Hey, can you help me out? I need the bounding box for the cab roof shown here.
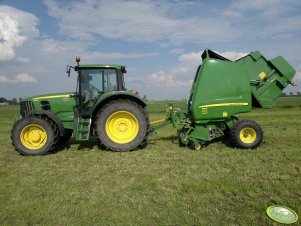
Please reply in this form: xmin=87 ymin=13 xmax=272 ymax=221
xmin=79 ymin=64 xmax=123 ymax=69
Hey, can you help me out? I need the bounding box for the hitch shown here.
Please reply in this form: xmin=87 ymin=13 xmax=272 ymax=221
xmin=150 ymin=103 xmax=187 ymax=133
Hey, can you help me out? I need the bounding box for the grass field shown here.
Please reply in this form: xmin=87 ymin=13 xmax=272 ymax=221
xmin=0 ymin=97 xmax=300 ymax=225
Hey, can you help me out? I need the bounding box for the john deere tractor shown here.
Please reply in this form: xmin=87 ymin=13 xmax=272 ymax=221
xmin=11 ymin=56 xmax=150 ymax=155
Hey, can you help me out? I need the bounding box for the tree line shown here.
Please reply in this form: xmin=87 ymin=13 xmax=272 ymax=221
xmin=281 ymin=92 xmax=301 ymax=97
xmin=0 ymin=97 xmax=19 ymax=105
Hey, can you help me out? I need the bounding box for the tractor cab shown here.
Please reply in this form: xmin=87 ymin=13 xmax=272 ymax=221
xmin=68 ymin=56 xmax=127 ymax=116
xmin=77 ymin=65 xmax=126 ymax=116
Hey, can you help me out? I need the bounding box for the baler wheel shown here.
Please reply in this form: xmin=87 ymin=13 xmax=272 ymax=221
xmin=94 ymin=99 xmax=150 ymax=151
xmin=12 ymin=116 xmax=57 ymax=155
xmin=192 ymin=143 xmax=202 ymax=150
xmin=230 ymin=119 xmax=263 ymax=149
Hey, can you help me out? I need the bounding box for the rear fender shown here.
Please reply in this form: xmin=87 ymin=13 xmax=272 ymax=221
xmin=92 ymin=92 xmax=147 ymax=123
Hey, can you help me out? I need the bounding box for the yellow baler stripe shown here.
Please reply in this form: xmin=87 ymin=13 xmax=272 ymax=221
xmin=199 ymin=102 xmax=249 ymax=108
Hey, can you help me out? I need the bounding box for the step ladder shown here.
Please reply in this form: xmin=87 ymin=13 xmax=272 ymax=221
xmin=75 ymin=117 xmax=91 ymax=141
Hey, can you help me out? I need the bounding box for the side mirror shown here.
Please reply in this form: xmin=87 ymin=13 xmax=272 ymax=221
xmin=121 ymin=66 xmax=127 ymax=73
xmin=66 ymin=65 xmax=71 ymax=77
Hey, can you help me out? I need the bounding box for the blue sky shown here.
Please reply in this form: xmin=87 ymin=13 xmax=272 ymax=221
xmin=1 ymin=0 xmax=301 ymax=100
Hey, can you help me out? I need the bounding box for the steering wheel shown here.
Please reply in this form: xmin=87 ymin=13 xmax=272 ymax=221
xmin=83 ymin=84 xmax=100 ymax=104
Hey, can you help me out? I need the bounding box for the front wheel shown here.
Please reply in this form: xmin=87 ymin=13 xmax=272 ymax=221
xmin=230 ymin=119 xmax=263 ymax=149
xmin=12 ymin=116 xmax=57 ymax=155
xmin=94 ymin=99 xmax=150 ymax=151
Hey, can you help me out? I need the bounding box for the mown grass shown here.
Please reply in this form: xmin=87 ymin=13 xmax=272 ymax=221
xmin=0 ymin=97 xmax=300 ymax=225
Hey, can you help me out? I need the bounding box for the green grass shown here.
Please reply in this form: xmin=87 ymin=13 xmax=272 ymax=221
xmin=0 ymin=97 xmax=301 ymax=225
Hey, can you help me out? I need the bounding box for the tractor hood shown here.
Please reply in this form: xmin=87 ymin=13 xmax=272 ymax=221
xmin=20 ymin=92 xmax=76 ymax=115
xmin=21 ymin=92 xmax=75 ymax=102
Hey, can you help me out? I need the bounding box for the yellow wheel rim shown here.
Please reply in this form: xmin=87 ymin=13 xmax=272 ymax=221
xmin=20 ymin=124 xmax=48 ymax=150
xmin=105 ymin=111 xmax=139 ymax=144
xmin=239 ymin=127 xmax=256 ymax=144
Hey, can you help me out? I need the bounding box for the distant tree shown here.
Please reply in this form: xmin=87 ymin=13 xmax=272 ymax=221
xmin=0 ymin=97 xmax=8 ymax=103
xmin=10 ymin=98 xmax=18 ymax=105
xmin=289 ymin=92 xmax=294 ymax=96
xmin=280 ymin=92 xmax=287 ymax=97
xmin=297 ymin=92 xmax=301 ymax=96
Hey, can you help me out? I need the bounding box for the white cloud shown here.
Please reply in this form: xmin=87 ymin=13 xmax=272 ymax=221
xmin=179 ymin=51 xmax=203 ymax=65
xmin=16 ymin=57 xmax=30 ymax=63
xmin=169 ymin=48 xmax=185 ymax=54
xmin=223 ymin=0 xmax=301 ymax=39
xmin=81 ymin=52 xmax=159 ymax=61
xmin=232 ymin=0 xmax=299 ymax=15
xmin=0 ymin=5 xmax=39 ymax=61
xmin=39 ymin=38 xmax=158 ymax=61
xmin=179 ymin=50 xmax=247 ymax=66
xmin=43 ymin=0 xmax=239 ymax=44
xmin=15 ymin=73 xmax=37 ymax=83
xmin=43 ymin=0 xmax=301 ymax=46
xmin=215 ymin=51 xmax=248 ymax=61
xmin=148 ymin=71 xmax=192 ymax=88
xmin=294 ymin=65 xmax=301 ymax=85
xmin=0 ymin=73 xmax=37 ymax=84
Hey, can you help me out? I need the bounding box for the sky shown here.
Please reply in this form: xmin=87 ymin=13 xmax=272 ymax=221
xmin=0 ymin=0 xmax=301 ymax=100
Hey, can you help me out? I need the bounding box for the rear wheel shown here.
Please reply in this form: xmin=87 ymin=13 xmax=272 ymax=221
xmin=12 ymin=116 xmax=58 ymax=155
xmin=230 ymin=119 xmax=263 ymax=149
xmin=94 ymin=99 xmax=150 ymax=151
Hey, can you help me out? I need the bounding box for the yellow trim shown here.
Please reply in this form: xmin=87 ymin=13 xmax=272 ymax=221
xmin=199 ymin=102 xmax=249 ymax=108
xmin=150 ymin=118 xmax=168 ymax=125
xmin=239 ymin=127 xmax=256 ymax=144
xmin=20 ymin=124 xmax=47 ymax=150
xmin=105 ymin=111 xmax=139 ymax=144
xmin=259 ymin=72 xmax=268 ymax=80
xmin=33 ymin=95 xmax=70 ymax=101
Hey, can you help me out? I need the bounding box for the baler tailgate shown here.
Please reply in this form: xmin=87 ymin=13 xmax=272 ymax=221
xmin=236 ymin=52 xmax=296 ymax=108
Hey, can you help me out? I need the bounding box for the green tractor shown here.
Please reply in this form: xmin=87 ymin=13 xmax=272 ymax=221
xmin=11 ymin=56 xmax=150 ymax=155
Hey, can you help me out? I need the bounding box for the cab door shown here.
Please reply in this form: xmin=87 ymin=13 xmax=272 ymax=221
xmin=79 ymin=68 xmax=118 ymax=116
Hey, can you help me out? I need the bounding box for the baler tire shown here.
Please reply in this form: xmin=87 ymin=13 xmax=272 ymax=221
xmin=177 ymin=129 xmax=188 ymax=147
xmin=94 ymin=99 xmax=150 ymax=152
xmin=230 ymin=119 xmax=263 ymax=149
xmin=12 ymin=116 xmax=56 ymax=156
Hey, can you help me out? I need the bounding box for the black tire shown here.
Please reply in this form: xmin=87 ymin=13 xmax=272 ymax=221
xmin=94 ymin=99 xmax=150 ymax=151
xmin=177 ymin=128 xmax=188 ymax=147
xmin=12 ymin=116 xmax=58 ymax=156
xmin=230 ymin=119 xmax=263 ymax=149
xmin=58 ymin=129 xmax=73 ymax=145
